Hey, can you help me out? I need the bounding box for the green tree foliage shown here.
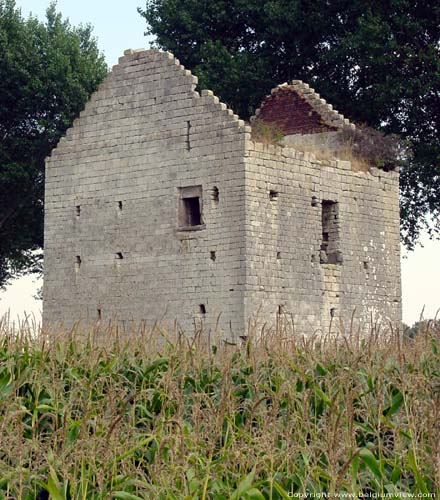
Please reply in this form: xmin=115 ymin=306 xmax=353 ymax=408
xmin=0 ymin=0 xmax=107 ymax=288
xmin=140 ymin=0 xmax=440 ymax=248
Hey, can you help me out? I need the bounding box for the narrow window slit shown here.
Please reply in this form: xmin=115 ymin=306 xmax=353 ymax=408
xmin=97 ymin=308 xmax=102 ymax=320
xmin=75 ymin=256 xmax=81 ymax=272
xmin=210 ymin=251 xmax=216 ymax=261
xmin=320 ymin=200 xmax=341 ymax=264
xmin=186 ymin=120 xmax=191 ymax=151
xmin=269 ymin=190 xmax=278 ymax=201
xmin=115 ymin=252 xmax=123 ymax=260
xmin=75 ymin=205 xmax=81 ymax=217
xmin=199 ymin=304 xmax=206 ymax=315
xmin=118 ymin=201 xmax=123 ymax=211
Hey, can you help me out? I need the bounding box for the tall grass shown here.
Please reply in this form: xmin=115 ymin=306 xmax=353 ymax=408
xmin=0 ymin=318 xmax=439 ymax=499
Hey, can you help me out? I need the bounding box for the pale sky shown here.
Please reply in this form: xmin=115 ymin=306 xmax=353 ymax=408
xmin=1 ymin=0 xmax=439 ymax=326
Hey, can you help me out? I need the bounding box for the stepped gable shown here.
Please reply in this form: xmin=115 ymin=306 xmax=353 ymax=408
xmin=46 ymin=48 xmax=249 ymax=163
xmin=252 ymin=81 xmax=356 ymax=135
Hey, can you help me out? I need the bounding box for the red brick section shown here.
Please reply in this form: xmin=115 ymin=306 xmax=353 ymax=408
xmin=258 ymin=87 xmax=336 ymax=135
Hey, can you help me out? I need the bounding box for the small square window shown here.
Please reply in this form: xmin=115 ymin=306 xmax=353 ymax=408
xmin=178 ymin=185 xmax=203 ymax=229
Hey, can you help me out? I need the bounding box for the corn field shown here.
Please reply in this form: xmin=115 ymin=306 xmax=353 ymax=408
xmin=0 ymin=317 xmax=439 ymax=499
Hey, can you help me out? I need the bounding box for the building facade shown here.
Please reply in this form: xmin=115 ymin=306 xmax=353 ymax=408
xmin=43 ymin=49 xmax=401 ymax=337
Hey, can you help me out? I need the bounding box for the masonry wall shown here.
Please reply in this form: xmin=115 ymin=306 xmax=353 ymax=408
xmin=43 ymin=49 xmax=249 ymax=336
xmin=243 ymin=142 xmax=401 ymax=336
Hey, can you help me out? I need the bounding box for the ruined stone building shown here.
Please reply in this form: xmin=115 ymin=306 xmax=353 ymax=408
xmin=43 ymin=49 xmax=401 ymax=336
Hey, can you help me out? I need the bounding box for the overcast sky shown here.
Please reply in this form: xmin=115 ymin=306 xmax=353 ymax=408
xmin=1 ymin=0 xmax=439 ymax=326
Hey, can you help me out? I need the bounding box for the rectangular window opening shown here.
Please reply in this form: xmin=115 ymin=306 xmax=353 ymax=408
xmin=183 ymin=197 xmax=201 ymax=226
xmin=75 ymin=205 xmax=81 ymax=217
xmin=320 ymin=200 xmax=341 ymax=265
xmin=178 ymin=185 xmax=203 ymax=229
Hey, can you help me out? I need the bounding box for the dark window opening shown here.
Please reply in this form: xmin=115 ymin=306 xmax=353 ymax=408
xmin=75 ymin=255 xmax=81 ymax=272
xmin=311 ymin=196 xmax=319 ymax=207
xmin=199 ymin=304 xmax=206 ymax=314
xmin=75 ymin=205 xmax=81 ymax=217
xmin=115 ymin=252 xmax=124 ymax=260
xmin=277 ymin=251 xmax=281 ymax=259
xmin=363 ymin=261 xmax=369 ymax=270
xmin=269 ymin=190 xmax=278 ymax=201
xmin=178 ymin=186 xmax=203 ymax=229
xmin=210 ymin=251 xmax=216 ymax=261
xmin=118 ymin=201 xmax=123 ymax=211
xmin=97 ymin=308 xmax=102 ymax=320
xmin=330 ymin=308 xmax=337 ymax=317
xmin=320 ymin=200 xmax=341 ymax=264
xmin=186 ymin=120 xmax=191 ymax=151
xmin=183 ymin=198 xmax=201 ymax=226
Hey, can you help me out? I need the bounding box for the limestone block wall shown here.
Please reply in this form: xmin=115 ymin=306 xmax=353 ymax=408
xmin=282 ymin=131 xmax=345 ymax=156
xmin=44 ymin=49 xmax=250 ymax=335
xmin=44 ymin=49 xmax=402 ymax=338
xmin=243 ymin=142 xmax=401 ymax=336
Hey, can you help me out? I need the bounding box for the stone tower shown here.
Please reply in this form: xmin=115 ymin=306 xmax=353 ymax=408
xmin=43 ymin=49 xmax=401 ymax=337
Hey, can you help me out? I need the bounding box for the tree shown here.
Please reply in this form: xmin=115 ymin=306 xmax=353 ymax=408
xmin=0 ymin=0 xmax=107 ymax=289
xmin=139 ymin=0 xmax=440 ymax=248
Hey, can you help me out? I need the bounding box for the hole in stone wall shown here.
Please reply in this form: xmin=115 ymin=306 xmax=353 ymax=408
xmin=311 ymin=254 xmax=317 ymax=263
xmin=97 ymin=308 xmax=102 ymax=320
xmin=75 ymin=256 xmax=81 ymax=272
xmin=199 ymin=304 xmax=206 ymax=315
xmin=269 ymin=190 xmax=278 ymax=201
xmin=311 ymin=196 xmax=319 ymax=207
xmin=115 ymin=252 xmax=123 ymax=260
xmin=330 ymin=308 xmax=337 ymax=317
xmin=75 ymin=205 xmax=81 ymax=217
xmin=277 ymin=251 xmax=281 ymax=259
xmin=210 ymin=251 xmax=216 ymax=261
xmin=278 ymin=305 xmax=283 ymax=315
xmin=363 ymin=261 xmax=369 ymax=270
xmin=211 ymin=186 xmax=219 ymax=204
xmin=118 ymin=201 xmax=123 ymax=211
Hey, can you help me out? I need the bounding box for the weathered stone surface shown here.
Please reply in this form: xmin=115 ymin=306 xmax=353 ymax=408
xmin=43 ymin=49 xmax=401 ymax=338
